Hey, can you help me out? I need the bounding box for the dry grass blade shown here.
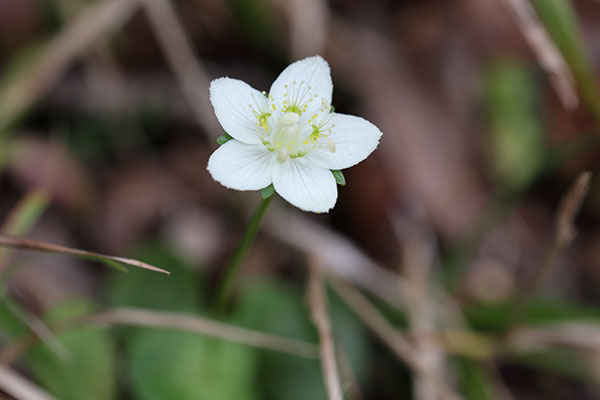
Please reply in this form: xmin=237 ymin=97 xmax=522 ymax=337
xmin=500 ymin=0 xmax=578 ymax=109
xmin=393 ymin=213 xmax=446 ymax=400
xmin=0 ymin=0 xmax=139 ymax=133
xmin=0 ymin=364 xmax=56 ymax=400
xmin=507 ymin=322 xmax=600 ymax=352
xmin=519 ymin=171 xmax=591 ymax=298
xmin=265 ymin=208 xmax=406 ymax=306
xmin=330 ymin=279 xmax=418 ymax=369
xmin=90 ymin=307 xmax=318 ymax=358
xmin=0 ymin=234 xmax=170 ymax=274
xmin=330 ymin=279 xmax=464 ymax=400
xmin=307 ymin=265 xmax=344 ymax=400
xmin=139 ymin=0 xmax=218 ymax=136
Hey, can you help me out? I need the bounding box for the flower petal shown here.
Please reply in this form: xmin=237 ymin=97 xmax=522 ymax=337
xmin=269 ymin=56 xmax=333 ymax=118
xmin=307 ymin=113 xmax=382 ymax=170
xmin=272 ymin=158 xmax=337 ymax=213
xmin=210 ymin=78 xmax=265 ymax=145
xmin=207 ymin=140 xmax=275 ymax=190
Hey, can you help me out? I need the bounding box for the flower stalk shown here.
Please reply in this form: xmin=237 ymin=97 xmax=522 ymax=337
xmin=215 ymin=194 xmax=274 ymax=313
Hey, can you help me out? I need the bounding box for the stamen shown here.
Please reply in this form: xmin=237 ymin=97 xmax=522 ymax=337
xmin=278 ymin=112 xmax=300 ymax=125
xmin=327 ymin=138 xmax=336 ymax=153
xmin=277 ymin=153 xmax=288 ymax=163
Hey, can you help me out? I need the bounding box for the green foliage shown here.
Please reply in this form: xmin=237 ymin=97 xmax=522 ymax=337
xmin=331 ymin=170 xmax=346 ymax=186
xmin=109 ymin=242 xmax=260 ymax=400
xmin=0 ymin=41 xmax=46 ymax=135
xmin=227 ymin=0 xmax=283 ymax=55
xmin=484 ymin=60 xmax=545 ymax=192
xmin=107 ymin=242 xmax=201 ymax=312
xmin=261 ymin=184 xmax=275 ymax=200
xmin=466 ymin=297 xmax=600 ymax=333
xmin=28 ymin=300 xmax=116 ymax=400
xmin=511 ymin=348 xmax=591 ymax=381
xmin=457 ymin=359 xmax=495 ymax=400
xmin=233 ymin=280 xmax=369 ymax=400
xmin=233 ymin=281 xmax=323 ymax=400
xmin=128 ymin=329 xmax=258 ymax=400
xmin=216 ymin=133 xmax=233 ymax=145
xmin=2 ymin=190 xmax=50 ymax=236
xmin=531 ymin=0 xmax=600 ymax=125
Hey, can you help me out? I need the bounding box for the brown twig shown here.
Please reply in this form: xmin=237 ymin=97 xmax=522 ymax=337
xmin=1 ymin=307 xmax=318 ymax=365
xmin=335 ymin=341 xmax=363 ymax=400
xmin=0 ymin=234 xmax=169 ymax=274
xmin=518 ymin=172 xmax=591 ymax=301
xmin=138 ymin=0 xmax=218 ymax=136
xmin=499 ymin=0 xmax=578 ymax=110
xmin=264 ymin=207 xmax=406 ymax=306
xmin=394 ymin=213 xmax=446 ymax=400
xmin=307 ymin=265 xmax=344 ymax=400
xmin=330 ymin=279 xmax=464 ymax=400
xmin=91 ymin=308 xmax=319 ymax=359
xmin=0 ymin=364 xmax=56 ymax=400
xmin=0 ymin=0 xmax=139 ymax=133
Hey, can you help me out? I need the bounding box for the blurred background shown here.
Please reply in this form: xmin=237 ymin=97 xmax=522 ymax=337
xmin=1 ymin=0 xmax=600 ymax=399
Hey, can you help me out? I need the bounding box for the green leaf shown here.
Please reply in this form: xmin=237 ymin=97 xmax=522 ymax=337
xmin=465 ymin=298 xmax=600 ymax=333
xmin=216 ymin=133 xmax=233 ymax=145
xmin=0 ymin=41 xmax=47 ymax=135
xmin=28 ymin=300 xmax=116 ymax=400
xmin=329 ymin=105 xmax=335 ymax=113
xmin=531 ymin=0 xmax=600 ymax=125
xmin=128 ymin=329 xmax=258 ymax=400
xmin=232 ymin=281 xmax=322 ymax=400
xmin=233 ymin=280 xmax=370 ymax=400
xmin=3 ymin=190 xmax=49 ymax=236
xmin=511 ymin=348 xmax=591 ymax=380
xmin=457 ymin=359 xmax=495 ymax=400
xmin=107 ymin=242 xmax=201 ymax=312
xmin=260 ymin=184 xmax=275 ymax=200
xmin=331 ymin=170 xmax=346 ymax=186
xmin=484 ymin=60 xmax=545 ymax=192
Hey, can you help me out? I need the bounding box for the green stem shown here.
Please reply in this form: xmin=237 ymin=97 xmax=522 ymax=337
xmin=215 ymin=195 xmax=274 ymax=313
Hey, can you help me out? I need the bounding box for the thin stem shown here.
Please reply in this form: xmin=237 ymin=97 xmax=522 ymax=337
xmin=215 ymin=195 xmax=274 ymax=313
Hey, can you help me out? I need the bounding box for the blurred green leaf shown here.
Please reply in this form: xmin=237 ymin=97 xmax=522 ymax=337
xmin=233 ymin=280 xmax=370 ymax=400
xmin=227 ymin=0 xmax=283 ymax=56
xmin=0 ymin=42 xmax=46 ymax=135
xmin=128 ymin=329 xmax=258 ymax=400
xmin=331 ymin=170 xmax=346 ymax=187
xmin=2 ymin=190 xmax=50 ymax=236
xmin=511 ymin=348 xmax=591 ymax=381
xmin=216 ymin=133 xmax=233 ymax=145
xmin=261 ymin=184 xmax=275 ymax=200
xmin=0 ymin=190 xmax=51 ymax=280
xmin=466 ymin=298 xmax=600 ymax=333
xmin=531 ymin=0 xmax=600 ymax=125
xmin=108 ymin=242 xmax=200 ymax=312
xmin=233 ymin=281 xmax=323 ymax=400
xmin=485 ymin=60 xmax=545 ymax=192
xmin=457 ymin=359 xmax=495 ymax=400
xmin=28 ymin=300 xmax=116 ymax=400
xmin=0 ymin=293 xmax=33 ymax=340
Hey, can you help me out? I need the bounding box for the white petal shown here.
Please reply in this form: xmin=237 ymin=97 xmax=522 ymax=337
xmin=307 ymin=113 xmax=382 ymax=170
xmin=272 ymin=158 xmax=337 ymax=213
xmin=210 ymin=78 xmax=265 ymax=145
xmin=269 ymin=56 xmax=333 ymax=117
xmin=207 ymin=140 xmax=275 ymax=191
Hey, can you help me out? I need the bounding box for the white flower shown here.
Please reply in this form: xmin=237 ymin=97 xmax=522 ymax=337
xmin=207 ymin=56 xmax=382 ymax=213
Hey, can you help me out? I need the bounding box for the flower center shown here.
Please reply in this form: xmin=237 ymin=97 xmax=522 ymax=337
xmin=252 ymin=93 xmax=337 ymax=163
